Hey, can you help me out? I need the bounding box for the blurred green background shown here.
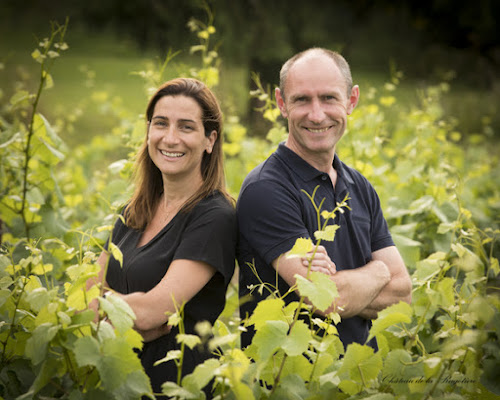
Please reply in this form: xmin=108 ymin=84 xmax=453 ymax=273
xmin=1 ymin=0 xmax=499 ymax=148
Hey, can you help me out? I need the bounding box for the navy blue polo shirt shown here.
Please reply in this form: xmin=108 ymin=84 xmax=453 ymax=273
xmin=237 ymin=143 xmax=394 ymax=349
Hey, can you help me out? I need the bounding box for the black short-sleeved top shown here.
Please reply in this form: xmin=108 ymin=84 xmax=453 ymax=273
xmin=106 ymin=191 xmax=236 ymax=395
xmin=237 ymin=143 xmax=394 ymax=349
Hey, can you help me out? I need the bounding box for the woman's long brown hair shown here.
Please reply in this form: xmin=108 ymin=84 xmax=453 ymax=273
xmin=124 ymin=78 xmax=233 ymax=230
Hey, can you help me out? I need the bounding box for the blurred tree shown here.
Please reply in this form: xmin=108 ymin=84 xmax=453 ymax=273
xmin=3 ymin=0 xmax=497 ymax=86
xmin=2 ymin=0 xmax=498 ymax=135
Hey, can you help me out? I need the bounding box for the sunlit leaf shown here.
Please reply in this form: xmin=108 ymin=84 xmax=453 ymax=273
xmin=314 ymin=224 xmax=340 ymax=241
xmin=31 ymin=263 xmax=53 ymax=275
xmin=219 ymin=348 xmax=250 ymax=382
xmin=99 ymin=294 xmax=135 ymax=333
xmin=113 ymin=369 xmax=152 ymax=399
xmin=252 ymin=320 xmax=288 ymax=360
xmin=339 ymin=343 xmax=382 ymax=393
xmin=296 ymin=271 xmax=338 ymax=312
xmin=182 ymin=358 xmax=219 ymax=392
xmin=281 ymin=320 xmax=311 ymax=356
xmin=248 ymin=298 xmax=286 ymax=329
xmin=109 ymin=243 xmax=123 ymax=268
xmin=154 ymin=350 xmax=182 ymax=366
xmin=368 ymin=301 xmax=412 ymax=342
xmin=162 ymin=381 xmax=199 ymax=399
xmin=287 ymin=237 xmax=313 ymax=258
xmin=177 ymin=334 xmax=201 ymax=350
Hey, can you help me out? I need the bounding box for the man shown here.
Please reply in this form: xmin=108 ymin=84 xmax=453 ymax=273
xmin=237 ymin=48 xmax=412 ymax=350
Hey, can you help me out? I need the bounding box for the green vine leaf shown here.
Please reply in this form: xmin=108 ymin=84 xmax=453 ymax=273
xmin=74 ymin=336 xmax=101 ymax=367
xmin=99 ymin=294 xmax=135 ymax=333
xmin=177 ymin=333 xmax=202 ymax=350
xmin=182 ymin=358 xmax=220 ymax=392
xmin=108 ymin=243 xmax=123 ymax=268
xmin=295 ymin=271 xmax=338 ymax=312
xmin=25 ymin=323 xmax=60 ymax=365
xmin=281 ymin=319 xmax=311 ymax=357
xmin=248 ymin=298 xmax=287 ymax=329
xmin=252 ymin=320 xmax=288 ymax=361
xmin=367 ymin=301 xmax=412 ymax=342
xmin=154 ymin=350 xmax=182 ymax=366
xmin=339 ymin=343 xmax=383 ymax=394
xmin=314 ymin=224 xmax=340 ymax=242
xmin=287 ymin=237 xmax=313 ymax=258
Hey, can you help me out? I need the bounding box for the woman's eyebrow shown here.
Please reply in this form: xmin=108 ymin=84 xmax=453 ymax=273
xmin=152 ymin=116 xmax=196 ymax=123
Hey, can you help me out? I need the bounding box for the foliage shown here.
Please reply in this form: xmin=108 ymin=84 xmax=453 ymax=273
xmin=1 ymin=11 xmax=499 ymax=400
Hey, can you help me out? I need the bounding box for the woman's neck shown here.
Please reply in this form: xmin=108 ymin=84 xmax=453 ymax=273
xmin=161 ymin=173 xmax=203 ymax=205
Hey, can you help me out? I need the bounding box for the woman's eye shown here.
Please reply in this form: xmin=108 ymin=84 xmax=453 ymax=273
xmin=153 ymin=120 xmax=167 ymax=127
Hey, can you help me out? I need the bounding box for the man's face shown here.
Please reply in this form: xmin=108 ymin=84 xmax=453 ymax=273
xmin=276 ymin=54 xmax=359 ymax=165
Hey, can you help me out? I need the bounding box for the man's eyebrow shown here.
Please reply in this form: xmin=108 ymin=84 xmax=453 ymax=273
xmin=289 ymin=93 xmax=309 ymax=101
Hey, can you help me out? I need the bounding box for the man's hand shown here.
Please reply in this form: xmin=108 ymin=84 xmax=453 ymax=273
xmin=301 ymin=245 xmax=336 ymax=275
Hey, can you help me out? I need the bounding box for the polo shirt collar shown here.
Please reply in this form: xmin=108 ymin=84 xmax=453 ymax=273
xmin=276 ymin=143 xmax=355 ymax=186
xmin=276 ymin=143 xmax=321 ymax=182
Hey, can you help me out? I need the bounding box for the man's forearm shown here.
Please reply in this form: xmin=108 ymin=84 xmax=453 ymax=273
xmin=324 ymin=260 xmax=391 ymax=318
xmin=358 ymin=272 xmax=412 ymax=319
xmin=275 ymin=252 xmax=391 ymax=319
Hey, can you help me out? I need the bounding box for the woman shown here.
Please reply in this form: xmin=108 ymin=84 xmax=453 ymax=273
xmin=89 ymin=78 xmax=236 ymax=397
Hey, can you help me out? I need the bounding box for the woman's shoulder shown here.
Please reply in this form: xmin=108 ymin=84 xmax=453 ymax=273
xmin=189 ymin=191 xmax=236 ymax=223
xmin=198 ymin=191 xmax=235 ymax=211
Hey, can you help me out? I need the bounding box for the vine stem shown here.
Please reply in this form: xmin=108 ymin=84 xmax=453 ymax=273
xmin=270 ymin=190 xmax=349 ymax=394
xmin=20 ymin=20 xmax=68 ymax=239
xmin=1 ymin=275 xmax=29 ymax=366
xmin=358 ymin=364 xmax=367 ymax=388
xmin=423 ymin=361 xmax=449 ymax=400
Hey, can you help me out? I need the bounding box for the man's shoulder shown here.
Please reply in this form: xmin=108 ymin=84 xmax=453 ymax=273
xmin=241 ymin=152 xmax=288 ymax=189
xmin=338 ymin=158 xmax=374 ymax=189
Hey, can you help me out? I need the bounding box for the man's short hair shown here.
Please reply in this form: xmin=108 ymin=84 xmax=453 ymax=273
xmin=279 ymin=48 xmax=353 ymax=98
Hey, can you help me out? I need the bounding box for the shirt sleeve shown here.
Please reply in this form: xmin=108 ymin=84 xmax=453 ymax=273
xmin=173 ymin=199 xmax=237 ymax=285
xmin=237 ymin=179 xmax=310 ymax=265
xmin=366 ymin=182 xmax=394 ymax=252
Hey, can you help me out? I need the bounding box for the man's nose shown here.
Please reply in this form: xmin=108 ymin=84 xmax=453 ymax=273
xmin=308 ymin=99 xmax=325 ymax=123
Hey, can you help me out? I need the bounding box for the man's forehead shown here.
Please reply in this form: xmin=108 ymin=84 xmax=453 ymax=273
xmin=286 ymin=58 xmax=346 ymax=94
xmin=291 ymin=52 xmax=337 ymax=72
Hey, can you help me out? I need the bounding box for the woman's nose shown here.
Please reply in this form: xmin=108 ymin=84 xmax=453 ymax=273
xmin=163 ymin=126 xmax=180 ymax=144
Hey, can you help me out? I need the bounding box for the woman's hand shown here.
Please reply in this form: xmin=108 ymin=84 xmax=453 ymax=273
xmin=137 ymin=324 xmax=172 ymax=343
xmin=301 ymin=245 xmax=336 ymax=275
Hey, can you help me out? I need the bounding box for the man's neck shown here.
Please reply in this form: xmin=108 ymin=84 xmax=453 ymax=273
xmin=284 ymin=140 xmax=337 ymax=175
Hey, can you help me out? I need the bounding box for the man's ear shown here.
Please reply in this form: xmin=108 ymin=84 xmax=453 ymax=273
xmin=275 ymin=87 xmax=288 ymax=118
xmin=347 ymin=85 xmax=360 ymax=115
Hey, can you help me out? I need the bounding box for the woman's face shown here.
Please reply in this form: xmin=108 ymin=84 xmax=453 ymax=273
xmin=147 ymin=95 xmax=216 ymax=182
